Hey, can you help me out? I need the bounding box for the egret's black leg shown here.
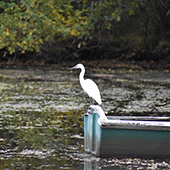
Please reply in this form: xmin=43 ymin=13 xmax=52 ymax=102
xmin=88 ymin=96 xmax=91 ymax=105
xmin=90 ymin=97 xmax=94 ymax=105
xmin=89 ymin=96 xmax=92 ymax=105
xmin=91 ymin=98 xmax=94 ymax=105
xmin=89 ymin=97 xmax=93 ymax=105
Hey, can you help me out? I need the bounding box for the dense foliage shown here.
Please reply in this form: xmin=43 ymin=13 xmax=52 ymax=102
xmin=0 ymin=0 xmax=137 ymax=54
xmin=0 ymin=0 xmax=87 ymax=54
xmin=0 ymin=0 xmax=170 ymax=59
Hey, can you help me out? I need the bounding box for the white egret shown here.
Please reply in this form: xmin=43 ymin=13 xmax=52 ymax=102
xmin=70 ymin=63 xmax=102 ymax=105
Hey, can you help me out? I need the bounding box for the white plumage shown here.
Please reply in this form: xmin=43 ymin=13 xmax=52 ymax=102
xmin=70 ymin=63 xmax=102 ymax=105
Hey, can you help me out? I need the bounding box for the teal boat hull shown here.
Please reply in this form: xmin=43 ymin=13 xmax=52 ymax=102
xmin=84 ymin=105 xmax=170 ymax=158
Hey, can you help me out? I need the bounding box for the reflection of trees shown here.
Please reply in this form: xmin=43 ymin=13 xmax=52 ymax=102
xmin=1 ymin=110 xmax=84 ymax=152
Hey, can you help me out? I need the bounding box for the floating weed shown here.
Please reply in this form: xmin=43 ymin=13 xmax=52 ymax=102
xmin=0 ymin=109 xmax=84 ymax=155
xmin=0 ymin=68 xmax=170 ymax=169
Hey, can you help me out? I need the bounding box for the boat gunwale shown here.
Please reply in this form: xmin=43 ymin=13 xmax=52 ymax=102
xmin=88 ymin=105 xmax=170 ymax=131
xmin=100 ymin=120 xmax=170 ymax=131
xmin=107 ymin=116 xmax=170 ymax=121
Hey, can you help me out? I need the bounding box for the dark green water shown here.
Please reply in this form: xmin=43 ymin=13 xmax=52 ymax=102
xmin=0 ymin=67 xmax=169 ymax=169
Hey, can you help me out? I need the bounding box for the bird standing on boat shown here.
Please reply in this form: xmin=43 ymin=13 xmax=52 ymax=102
xmin=70 ymin=63 xmax=102 ymax=105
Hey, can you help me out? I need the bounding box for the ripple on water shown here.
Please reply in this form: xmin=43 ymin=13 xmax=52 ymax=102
xmin=0 ymin=68 xmax=170 ymax=169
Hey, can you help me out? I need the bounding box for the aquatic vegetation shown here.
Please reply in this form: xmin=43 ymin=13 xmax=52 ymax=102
xmin=0 ymin=68 xmax=169 ymax=169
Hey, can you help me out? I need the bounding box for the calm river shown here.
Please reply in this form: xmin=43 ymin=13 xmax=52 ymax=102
xmin=0 ymin=66 xmax=169 ymax=169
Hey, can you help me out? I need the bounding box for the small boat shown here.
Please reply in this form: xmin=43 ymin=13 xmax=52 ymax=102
xmin=84 ymin=105 xmax=170 ymax=158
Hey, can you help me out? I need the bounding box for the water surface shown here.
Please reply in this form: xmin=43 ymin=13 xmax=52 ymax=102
xmin=0 ymin=66 xmax=169 ymax=169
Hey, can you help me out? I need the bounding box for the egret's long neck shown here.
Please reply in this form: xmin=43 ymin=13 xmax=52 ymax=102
xmin=79 ymin=67 xmax=85 ymax=83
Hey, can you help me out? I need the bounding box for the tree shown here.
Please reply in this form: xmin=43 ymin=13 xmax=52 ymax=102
xmin=0 ymin=0 xmax=138 ymax=56
xmin=0 ymin=0 xmax=88 ymax=55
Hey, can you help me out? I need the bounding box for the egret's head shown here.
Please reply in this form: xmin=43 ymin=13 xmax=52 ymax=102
xmin=69 ymin=63 xmax=84 ymax=70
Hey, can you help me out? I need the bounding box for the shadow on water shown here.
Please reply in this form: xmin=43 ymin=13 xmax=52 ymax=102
xmin=0 ymin=67 xmax=170 ymax=169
